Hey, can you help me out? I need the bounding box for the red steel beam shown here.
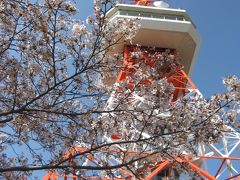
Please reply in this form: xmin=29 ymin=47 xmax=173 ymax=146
xmin=145 ymin=160 xmax=169 ymax=180
xmin=185 ymin=160 xmax=216 ymax=180
xmin=134 ymin=0 xmax=151 ymax=6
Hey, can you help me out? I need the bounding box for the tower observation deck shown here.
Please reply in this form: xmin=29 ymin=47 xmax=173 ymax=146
xmin=43 ymin=1 xmax=240 ymax=180
xmin=106 ymin=2 xmax=200 ymax=75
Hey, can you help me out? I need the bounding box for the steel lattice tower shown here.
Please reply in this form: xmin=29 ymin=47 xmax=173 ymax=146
xmin=43 ymin=1 xmax=240 ymax=179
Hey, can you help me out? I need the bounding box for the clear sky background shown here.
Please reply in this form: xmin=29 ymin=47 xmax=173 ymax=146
xmin=78 ymin=0 xmax=240 ymax=98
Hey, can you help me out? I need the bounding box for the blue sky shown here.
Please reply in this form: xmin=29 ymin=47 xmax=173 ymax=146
xmin=78 ymin=0 xmax=240 ymax=98
xmin=171 ymin=0 xmax=240 ymax=97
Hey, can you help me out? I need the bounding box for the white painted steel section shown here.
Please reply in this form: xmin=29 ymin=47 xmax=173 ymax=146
xmin=103 ymin=84 xmax=240 ymax=178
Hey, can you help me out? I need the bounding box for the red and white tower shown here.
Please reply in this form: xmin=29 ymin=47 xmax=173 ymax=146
xmin=44 ymin=1 xmax=240 ymax=179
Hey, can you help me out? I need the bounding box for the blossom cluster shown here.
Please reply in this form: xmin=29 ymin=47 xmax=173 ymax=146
xmin=0 ymin=0 xmax=239 ymax=179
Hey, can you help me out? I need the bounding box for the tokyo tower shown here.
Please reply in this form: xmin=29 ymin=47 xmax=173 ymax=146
xmin=44 ymin=1 xmax=240 ymax=179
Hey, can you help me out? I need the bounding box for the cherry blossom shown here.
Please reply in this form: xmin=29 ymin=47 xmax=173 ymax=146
xmin=0 ymin=0 xmax=239 ymax=179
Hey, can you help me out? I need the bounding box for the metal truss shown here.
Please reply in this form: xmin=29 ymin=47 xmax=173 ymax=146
xmin=43 ymin=45 xmax=240 ymax=180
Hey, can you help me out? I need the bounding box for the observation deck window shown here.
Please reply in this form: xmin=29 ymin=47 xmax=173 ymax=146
xmin=118 ymin=10 xmax=186 ymax=22
xmin=164 ymin=14 xmax=177 ymax=20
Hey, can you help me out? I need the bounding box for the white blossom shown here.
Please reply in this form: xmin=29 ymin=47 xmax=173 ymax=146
xmin=72 ymin=23 xmax=86 ymax=36
xmin=0 ymin=0 xmax=239 ymax=179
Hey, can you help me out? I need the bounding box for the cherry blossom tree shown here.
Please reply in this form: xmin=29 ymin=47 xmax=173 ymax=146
xmin=0 ymin=0 xmax=239 ymax=179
